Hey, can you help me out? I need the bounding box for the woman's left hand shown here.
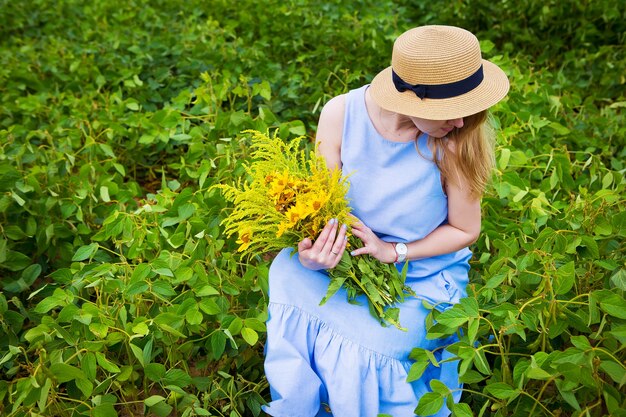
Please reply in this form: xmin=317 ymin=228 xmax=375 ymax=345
xmin=349 ymin=216 xmax=397 ymax=264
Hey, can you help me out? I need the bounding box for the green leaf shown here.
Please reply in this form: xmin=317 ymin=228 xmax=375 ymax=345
xmin=414 ymin=392 xmax=444 ymax=416
xmin=467 ymin=317 xmax=479 ymax=344
xmin=321 ymin=273 xmax=347 ymax=305
xmin=145 ymin=395 xmax=167 ymax=407
xmin=81 ymin=352 xmax=97 ymax=381
xmin=150 ymin=401 xmax=173 ymax=417
xmin=100 ymin=186 xmax=110 ymax=202
xmin=132 ymin=322 xmax=149 ymax=336
xmin=163 ymin=369 xmax=192 ymax=388
xmin=145 ymin=363 xmax=166 ymax=382
xmin=92 ymin=403 xmax=117 ymax=417
xmin=451 ymin=402 xmax=474 ymax=417
xmin=38 ymin=377 xmax=52 ymax=411
xmin=555 ymin=379 xmax=580 ymax=411
xmin=430 ymin=379 xmax=450 ymax=396
xmin=594 ymin=217 xmax=613 ymax=236
xmin=548 ymin=121 xmax=570 ymax=135
xmin=435 ymin=306 xmax=469 ymax=328
xmin=95 ymin=352 xmax=121 ymax=373
xmin=139 ymin=134 xmax=155 ymax=144
xmin=241 ymin=327 xmax=259 ymax=345
xmin=599 ymin=361 xmax=626 ymax=387
xmin=554 ymin=261 xmax=575 ymax=295
xmin=143 ymin=338 xmax=153 ymax=367
xmin=160 ymin=323 xmax=186 ymax=338
xmin=130 ymin=344 xmax=144 ymax=367
xmin=407 ymin=361 xmax=429 ymax=383
xmin=186 ymin=307 xmax=203 ymax=326
xmin=167 ymin=232 xmax=186 ymax=248
xmin=211 ymin=331 xmax=226 ymax=360
xmin=0 ymin=249 xmax=31 ymax=271
xmin=485 ymin=382 xmax=519 ymax=400
xmin=196 ymin=285 xmax=220 ymax=297
xmin=11 ymin=191 xmax=25 ymax=206
xmin=459 ymin=370 xmax=486 ymax=384
xmin=244 ymin=318 xmax=266 ymax=332
xmin=598 ymin=292 xmax=626 ymax=319
xmin=603 ymin=388 xmax=621 ymax=415
xmin=227 ymin=317 xmax=243 ymax=336
xmin=612 ymin=211 xmax=626 ymax=237
xmin=75 ymin=378 xmax=93 ymax=398
xmin=130 ymin=263 xmax=151 ymax=283
xmin=570 ymin=335 xmax=592 ymax=350
xmin=3 ymin=263 xmax=42 ymax=292
xmin=89 ymin=323 xmax=109 ymax=339
xmin=50 ymin=363 xmax=86 ymax=383
xmin=525 ymin=366 xmax=552 ymax=380
xmin=72 ymin=243 xmax=99 ymax=261
xmin=498 ymin=148 xmax=511 ymax=170
xmin=178 ymin=203 xmax=195 ymax=219
xmin=611 ymin=269 xmax=626 ymax=291
xmin=473 ymin=349 xmax=491 ymax=375
xmin=22 ymin=263 xmax=42 ymax=284
xmin=580 ymin=236 xmax=599 ymax=258
xmin=34 ymin=295 xmax=66 ymax=314
xmin=199 ymin=298 xmax=222 ymax=315
xmin=459 ymin=297 xmax=479 ymax=317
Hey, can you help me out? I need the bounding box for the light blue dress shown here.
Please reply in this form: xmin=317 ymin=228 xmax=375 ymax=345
xmin=263 ymin=85 xmax=471 ymax=417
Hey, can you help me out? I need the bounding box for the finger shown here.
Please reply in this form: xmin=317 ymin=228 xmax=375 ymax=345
xmin=330 ymin=224 xmax=348 ymax=256
xmin=350 ymin=219 xmax=365 ymax=230
xmin=328 ymin=237 xmax=347 ymax=267
xmin=322 ymin=219 xmax=340 ymax=254
xmin=313 ymin=219 xmax=338 ymax=252
xmin=350 ymin=246 xmax=370 ymax=257
xmin=350 ymin=226 xmax=368 ymax=242
xmin=298 ymin=238 xmax=313 ymax=253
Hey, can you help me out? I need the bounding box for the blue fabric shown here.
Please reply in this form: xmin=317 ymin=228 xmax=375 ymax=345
xmin=263 ymin=85 xmax=470 ymax=417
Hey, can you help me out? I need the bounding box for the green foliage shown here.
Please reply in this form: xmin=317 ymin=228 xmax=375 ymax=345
xmin=0 ymin=0 xmax=624 ymax=416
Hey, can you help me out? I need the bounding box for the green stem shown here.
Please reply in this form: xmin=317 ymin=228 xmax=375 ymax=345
xmin=521 ymin=389 xmax=556 ymax=417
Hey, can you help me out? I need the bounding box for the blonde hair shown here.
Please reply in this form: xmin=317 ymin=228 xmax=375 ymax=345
xmin=428 ymin=110 xmax=495 ymax=199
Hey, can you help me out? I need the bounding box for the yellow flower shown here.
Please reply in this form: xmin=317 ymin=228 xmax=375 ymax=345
xmin=236 ymin=227 xmax=253 ymax=252
xmin=276 ymin=222 xmax=290 ymax=238
xmin=268 ymin=170 xmax=296 ymax=198
xmin=275 ymin=188 xmax=296 ymax=213
xmin=306 ymin=190 xmax=329 ymax=213
xmin=285 ymin=200 xmax=313 ymax=226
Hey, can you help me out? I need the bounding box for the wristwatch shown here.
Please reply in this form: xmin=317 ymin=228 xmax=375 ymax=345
xmin=394 ymin=242 xmax=408 ymax=263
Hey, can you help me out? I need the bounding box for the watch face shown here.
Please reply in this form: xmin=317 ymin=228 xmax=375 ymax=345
xmin=395 ymin=242 xmax=408 ymax=262
xmin=396 ymin=242 xmax=408 ymax=255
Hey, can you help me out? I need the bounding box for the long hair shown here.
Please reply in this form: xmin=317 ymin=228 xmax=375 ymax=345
xmin=427 ymin=110 xmax=495 ymax=199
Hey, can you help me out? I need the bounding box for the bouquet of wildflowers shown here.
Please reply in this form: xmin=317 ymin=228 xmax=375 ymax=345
xmin=215 ymin=130 xmax=414 ymax=329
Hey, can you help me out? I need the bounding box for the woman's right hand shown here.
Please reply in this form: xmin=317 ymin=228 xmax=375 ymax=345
xmin=297 ymin=219 xmax=348 ymax=270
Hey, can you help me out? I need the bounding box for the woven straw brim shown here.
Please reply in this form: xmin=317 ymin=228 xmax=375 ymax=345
xmin=370 ymin=59 xmax=510 ymax=120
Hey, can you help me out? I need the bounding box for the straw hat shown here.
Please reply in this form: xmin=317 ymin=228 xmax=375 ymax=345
xmin=370 ymin=25 xmax=509 ymax=120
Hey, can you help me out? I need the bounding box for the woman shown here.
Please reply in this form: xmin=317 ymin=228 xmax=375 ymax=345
xmin=263 ymin=25 xmax=509 ymax=416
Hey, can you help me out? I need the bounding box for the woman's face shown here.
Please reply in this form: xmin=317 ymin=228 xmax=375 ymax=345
xmin=409 ymin=116 xmax=464 ymax=138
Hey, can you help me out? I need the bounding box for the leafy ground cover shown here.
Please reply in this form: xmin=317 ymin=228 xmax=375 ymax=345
xmin=0 ymin=0 xmax=624 ymax=416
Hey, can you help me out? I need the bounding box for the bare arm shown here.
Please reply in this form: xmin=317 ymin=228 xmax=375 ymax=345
xmin=315 ymin=94 xmax=345 ymax=170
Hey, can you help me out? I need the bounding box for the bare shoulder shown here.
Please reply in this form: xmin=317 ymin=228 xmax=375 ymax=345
xmin=318 ymin=94 xmax=346 ymax=132
xmin=315 ymin=94 xmax=347 ymax=169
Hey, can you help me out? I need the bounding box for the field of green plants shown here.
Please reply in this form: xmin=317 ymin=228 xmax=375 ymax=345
xmin=1 ymin=0 xmax=624 ymax=416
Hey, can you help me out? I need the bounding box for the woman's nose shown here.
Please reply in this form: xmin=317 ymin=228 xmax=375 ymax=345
xmin=449 ymin=118 xmax=464 ymax=128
